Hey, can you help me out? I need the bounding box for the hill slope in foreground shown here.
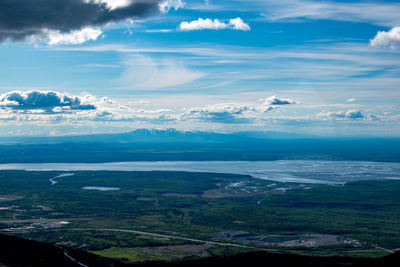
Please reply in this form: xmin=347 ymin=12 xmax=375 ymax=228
xmin=0 ymin=233 xmax=399 ymax=267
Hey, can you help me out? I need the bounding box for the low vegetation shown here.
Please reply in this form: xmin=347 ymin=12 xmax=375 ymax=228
xmin=0 ymin=170 xmax=399 ymax=263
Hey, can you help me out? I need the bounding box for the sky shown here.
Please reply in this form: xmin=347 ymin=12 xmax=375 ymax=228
xmin=0 ymin=0 xmax=399 ymax=137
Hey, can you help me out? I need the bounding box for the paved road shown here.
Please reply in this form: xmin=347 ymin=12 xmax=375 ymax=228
xmin=373 ymin=244 xmax=395 ymax=254
xmin=1 ymin=225 xmax=395 ymax=255
xmin=72 ymin=227 xmax=274 ymax=251
xmin=54 ymin=244 xmax=88 ymax=267
xmin=72 ymin=227 xmax=396 ymax=255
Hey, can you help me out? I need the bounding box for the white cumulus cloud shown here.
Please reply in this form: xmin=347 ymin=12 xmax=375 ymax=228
xmin=370 ymin=27 xmax=400 ymax=49
xmin=0 ymin=90 xmax=97 ymax=111
xmin=183 ymin=103 xmax=255 ymax=124
xmin=263 ymin=95 xmax=297 ymax=105
xmin=317 ymin=109 xmax=380 ymax=120
xmin=181 ymin=96 xmax=294 ymax=124
xmin=179 ymin=17 xmax=250 ymax=31
xmin=31 ymin=27 xmax=103 ymax=46
xmin=229 ymin=18 xmax=251 ymax=31
xmin=159 ymin=0 xmax=185 ymax=13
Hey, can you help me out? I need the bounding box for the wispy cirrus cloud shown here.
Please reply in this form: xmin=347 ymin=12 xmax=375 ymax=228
xmin=213 ymin=0 xmax=400 ymax=27
xmin=48 ymin=41 xmax=400 ymax=97
xmin=116 ymin=55 xmax=207 ymax=89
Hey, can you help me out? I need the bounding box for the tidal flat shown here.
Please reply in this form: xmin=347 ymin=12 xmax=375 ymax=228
xmin=0 ymin=160 xmax=399 ymax=184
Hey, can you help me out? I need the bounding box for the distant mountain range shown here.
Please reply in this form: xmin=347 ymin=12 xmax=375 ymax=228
xmin=0 ymin=129 xmax=399 ymax=163
xmin=0 ymin=129 xmax=310 ymax=145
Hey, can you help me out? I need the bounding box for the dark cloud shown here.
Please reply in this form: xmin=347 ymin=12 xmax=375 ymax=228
xmin=0 ymin=0 xmax=161 ymax=42
xmin=0 ymin=91 xmax=96 ymax=110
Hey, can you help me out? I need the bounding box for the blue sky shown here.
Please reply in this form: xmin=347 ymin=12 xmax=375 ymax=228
xmin=0 ymin=0 xmax=399 ymax=136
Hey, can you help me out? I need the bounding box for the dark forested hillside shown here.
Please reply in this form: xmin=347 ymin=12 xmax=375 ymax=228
xmin=0 ymin=233 xmax=399 ymax=267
